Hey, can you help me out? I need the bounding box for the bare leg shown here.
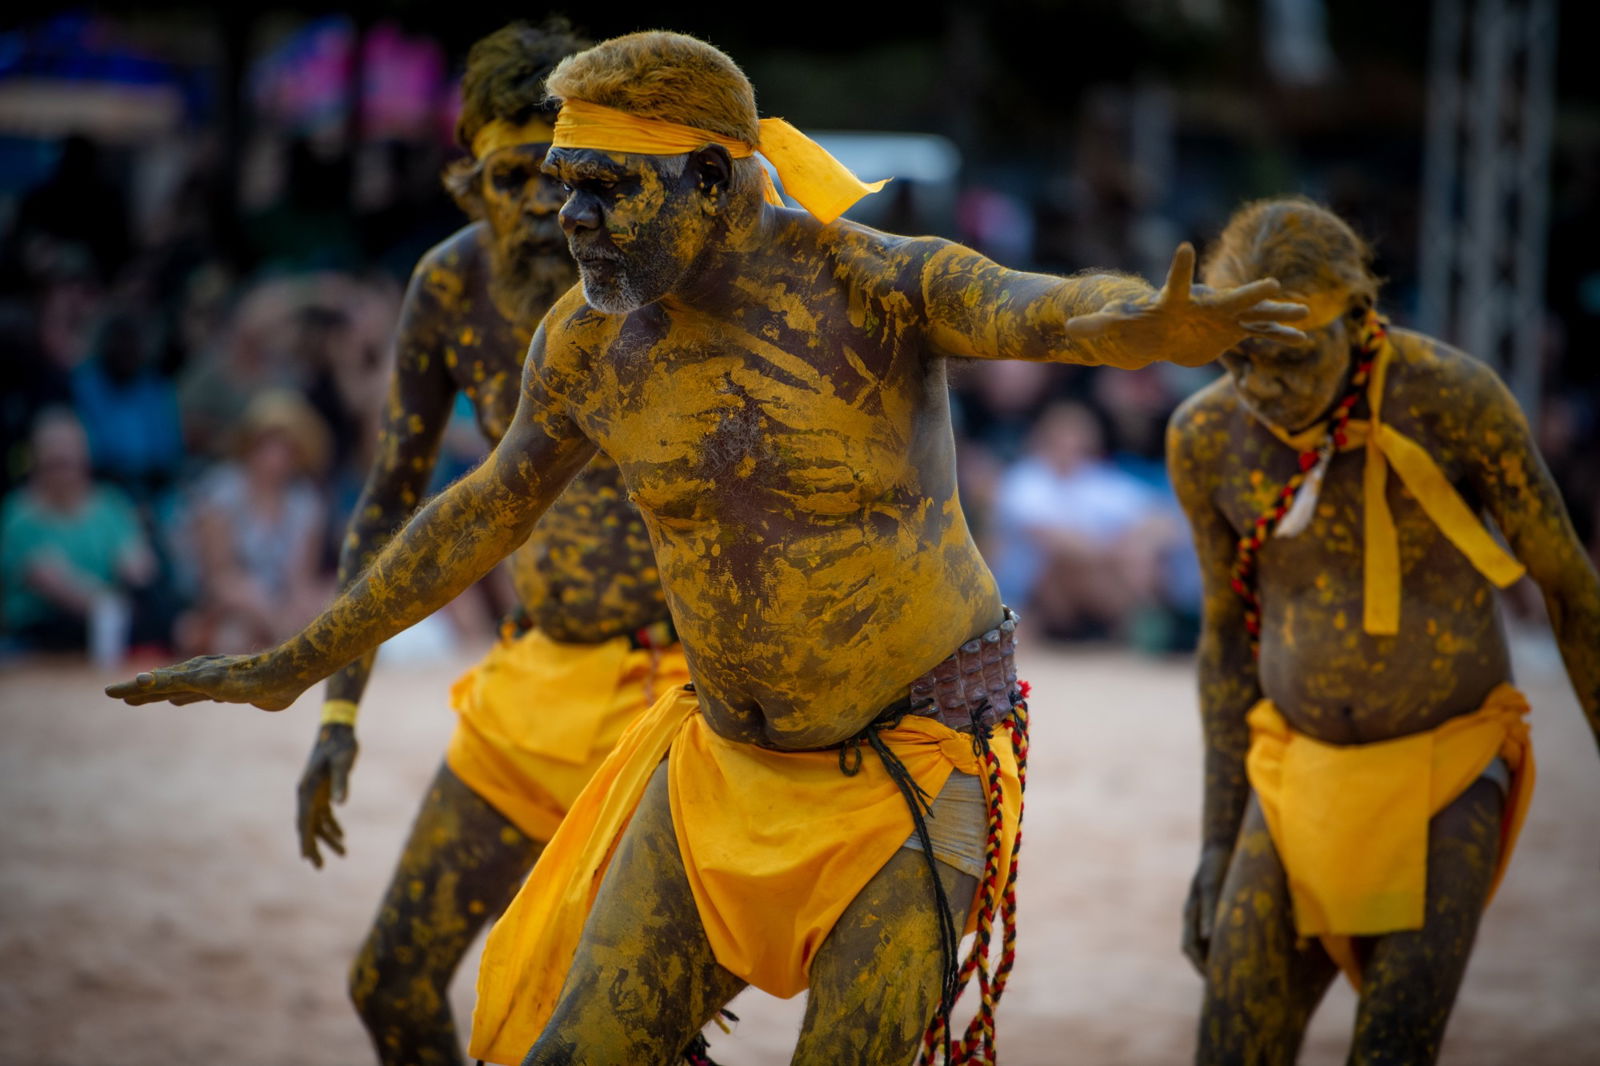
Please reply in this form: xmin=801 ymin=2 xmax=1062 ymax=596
xmin=350 ymin=762 xmax=542 ymax=1066
xmin=1197 ymin=797 xmax=1339 ymax=1065
xmin=795 ymin=848 xmax=978 ymax=1065
xmin=1347 ymin=777 xmax=1504 ymax=1066
xmin=523 ymin=762 xmax=746 ymax=1066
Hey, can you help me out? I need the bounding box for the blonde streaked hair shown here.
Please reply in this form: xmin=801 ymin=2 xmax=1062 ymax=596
xmin=1202 ymin=197 xmax=1379 ymax=312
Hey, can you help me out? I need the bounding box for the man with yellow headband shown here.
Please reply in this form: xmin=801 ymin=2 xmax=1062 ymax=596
xmin=289 ymin=23 xmax=689 ymax=1066
xmin=1169 ymin=197 xmax=1600 ymax=1064
xmin=110 ymin=31 xmax=1308 ymax=1065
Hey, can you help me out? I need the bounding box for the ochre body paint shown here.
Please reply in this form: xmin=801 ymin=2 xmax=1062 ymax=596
xmin=1172 ymin=198 xmax=1600 ymax=1065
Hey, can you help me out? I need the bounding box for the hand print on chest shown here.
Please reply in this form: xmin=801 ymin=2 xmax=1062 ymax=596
xmin=613 ymin=359 xmax=908 ymax=531
xmin=698 ymin=371 xmax=778 ymax=481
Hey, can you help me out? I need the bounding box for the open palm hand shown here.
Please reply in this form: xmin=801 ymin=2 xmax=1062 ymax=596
xmin=1066 ymin=243 xmax=1308 ymax=368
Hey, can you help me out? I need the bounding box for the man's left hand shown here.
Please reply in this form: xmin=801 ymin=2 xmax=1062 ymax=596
xmin=1067 ymin=243 xmax=1308 ymax=368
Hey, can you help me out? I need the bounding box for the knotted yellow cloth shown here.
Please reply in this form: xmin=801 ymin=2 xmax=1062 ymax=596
xmin=468 ymin=684 xmax=1021 ymax=1064
xmin=471 ymin=116 xmax=556 ymax=160
xmin=551 ymin=98 xmax=888 ymax=224
xmin=1261 ymin=328 xmax=1525 ymax=634
xmin=1245 ymin=683 xmax=1535 ymax=990
xmin=446 ymin=628 xmax=690 ymax=841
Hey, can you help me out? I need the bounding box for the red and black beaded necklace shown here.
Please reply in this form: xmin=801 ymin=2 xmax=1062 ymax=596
xmin=1230 ymin=315 xmax=1387 ymax=656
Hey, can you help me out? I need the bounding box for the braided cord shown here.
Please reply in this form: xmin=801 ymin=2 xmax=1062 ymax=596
xmin=1232 ymin=316 xmax=1386 ymax=656
xmin=918 ymin=684 xmax=1030 ymax=1065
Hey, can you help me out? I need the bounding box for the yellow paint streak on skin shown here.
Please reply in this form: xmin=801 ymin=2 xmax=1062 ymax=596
xmin=111 ymin=157 xmax=1344 ymax=1066
xmin=348 ymin=765 xmax=541 ymax=1066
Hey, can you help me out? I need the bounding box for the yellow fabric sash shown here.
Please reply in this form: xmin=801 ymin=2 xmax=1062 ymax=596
xmin=1259 ymin=335 xmax=1524 ymax=634
xmin=551 ymin=97 xmax=887 ymax=224
xmin=450 ymin=629 xmax=634 ymax=764
xmin=1245 ymin=683 xmax=1535 ymax=990
xmin=468 ymin=685 xmax=1021 ymax=1064
xmin=471 ymin=116 xmax=556 ymax=160
xmin=445 ymin=630 xmax=691 ymax=842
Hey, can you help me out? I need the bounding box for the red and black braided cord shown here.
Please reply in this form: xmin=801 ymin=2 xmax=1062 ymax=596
xmin=1231 ymin=320 xmax=1384 ymax=656
xmin=917 ymin=682 xmax=1030 ymax=1066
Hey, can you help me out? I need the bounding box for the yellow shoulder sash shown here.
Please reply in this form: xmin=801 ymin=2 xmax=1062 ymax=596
xmin=1256 ymin=333 xmax=1523 ymax=634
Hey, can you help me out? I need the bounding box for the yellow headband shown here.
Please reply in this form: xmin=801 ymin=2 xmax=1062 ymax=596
xmin=551 ymin=98 xmax=887 ymax=224
xmin=472 ymin=116 xmax=557 ymax=160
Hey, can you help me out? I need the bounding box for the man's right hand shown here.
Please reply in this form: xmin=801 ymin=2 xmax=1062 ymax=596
xmin=1182 ymin=843 xmax=1232 ymax=974
xmin=105 ymin=651 xmax=308 ymax=710
xmin=297 ymin=724 xmax=358 ymax=868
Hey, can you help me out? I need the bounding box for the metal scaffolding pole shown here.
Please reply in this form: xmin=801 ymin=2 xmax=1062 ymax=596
xmin=1416 ymin=0 xmax=1557 ymax=422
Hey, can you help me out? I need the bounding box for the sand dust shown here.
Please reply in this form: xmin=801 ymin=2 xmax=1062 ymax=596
xmin=1 ymin=640 xmax=1595 ymax=1064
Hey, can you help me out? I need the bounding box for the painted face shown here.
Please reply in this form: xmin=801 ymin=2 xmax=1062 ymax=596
xmin=1219 ymin=293 xmax=1365 ymax=432
xmin=544 ymin=148 xmax=710 ymax=314
xmin=478 ymin=143 xmax=578 ymax=323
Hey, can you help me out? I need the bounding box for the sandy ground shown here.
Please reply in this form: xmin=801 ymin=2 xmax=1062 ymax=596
xmin=1 ymin=636 xmax=1596 ymax=1065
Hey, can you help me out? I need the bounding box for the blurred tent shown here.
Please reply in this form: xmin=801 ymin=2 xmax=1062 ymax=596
xmin=0 ymin=14 xmax=192 ymax=141
xmin=250 ymin=15 xmax=453 ymax=142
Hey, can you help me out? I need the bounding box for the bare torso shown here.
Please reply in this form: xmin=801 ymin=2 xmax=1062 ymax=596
xmin=1183 ymin=328 xmax=1511 ymax=743
xmin=538 ymin=219 xmax=1001 ymax=748
xmin=411 ymin=224 xmax=666 ymax=642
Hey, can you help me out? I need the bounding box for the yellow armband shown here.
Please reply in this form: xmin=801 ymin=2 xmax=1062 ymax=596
xmin=320 ymin=699 xmax=360 ymax=728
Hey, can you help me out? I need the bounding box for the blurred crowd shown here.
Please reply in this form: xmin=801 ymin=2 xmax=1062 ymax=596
xmin=1 ymin=129 xmax=415 ymax=663
xmin=3 ymin=8 xmax=1598 ymax=665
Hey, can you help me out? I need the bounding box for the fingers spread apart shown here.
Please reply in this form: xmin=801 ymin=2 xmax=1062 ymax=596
xmin=1234 ymin=298 xmax=1306 ymax=322
xmin=1242 ymin=321 xmax=1309 ymax=344
xmin=1160 ymin=242 xmax=1197 ymax=304
xmin=1208 ymin=277 xmax=1289 ymax=312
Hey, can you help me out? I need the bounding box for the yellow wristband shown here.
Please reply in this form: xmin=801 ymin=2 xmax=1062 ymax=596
xmin=321 ymin=699 xmax=360 ymax=727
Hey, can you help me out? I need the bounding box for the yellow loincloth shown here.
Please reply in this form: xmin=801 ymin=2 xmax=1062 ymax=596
xmin=468 ymin=684 xmax=1022 ymax=1065
xmin=1245 ymin=682 xmax=1535 ymax=990
xmin=445 ymin=628 xmax=691 ymax=842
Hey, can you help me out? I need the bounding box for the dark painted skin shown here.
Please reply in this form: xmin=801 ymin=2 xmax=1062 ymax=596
xmin=349 ymin=765 xmax=541 ymax=1066
xmin=296 ymin=140 xmax=667 ymax=1066
xmin=1169 ymin=296 xmax=1600 ymax=1064
xmin=110 ymin=141 xmax=1306 ymax=1064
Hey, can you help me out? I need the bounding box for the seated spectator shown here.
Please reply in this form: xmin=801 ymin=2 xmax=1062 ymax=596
xmin=1 ymin=409 xmax=157 ymax=661
xmin=990 ymin=400 xmax=1179 ymax=640
xmin=176 ymin=390 xmax=331 ymax=654
xmin=71 ymin=308 xmax=184 ymax=502
xmin=177 ymin=278 xmax=308 ymax=460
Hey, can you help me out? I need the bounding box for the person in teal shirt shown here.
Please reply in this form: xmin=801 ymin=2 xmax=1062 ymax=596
xmin=1 ymin=408 xmax=155 ymax=652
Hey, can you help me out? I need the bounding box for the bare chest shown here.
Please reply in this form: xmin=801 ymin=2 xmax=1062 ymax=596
xmin=1214 ymin=417 xmax=1480 ymax=593
xmin=572 ymin=323 xmax=929 ymax=530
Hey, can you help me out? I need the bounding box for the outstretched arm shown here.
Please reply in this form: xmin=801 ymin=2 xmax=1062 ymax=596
xmin=108 ymin=327 xmax=596 ymax=710
xmin=321 ymin=266 xmax=456 ymax=717
xmin=918 ymin=240 xmax=1307 ymax=369
xmin=1167 ymin=405 xmax=1261 ymax=971
xmin=1451 ymin=359 xmax=1600 ymax=750
xmin=299 ymin=263 xmax=456 ymax=865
